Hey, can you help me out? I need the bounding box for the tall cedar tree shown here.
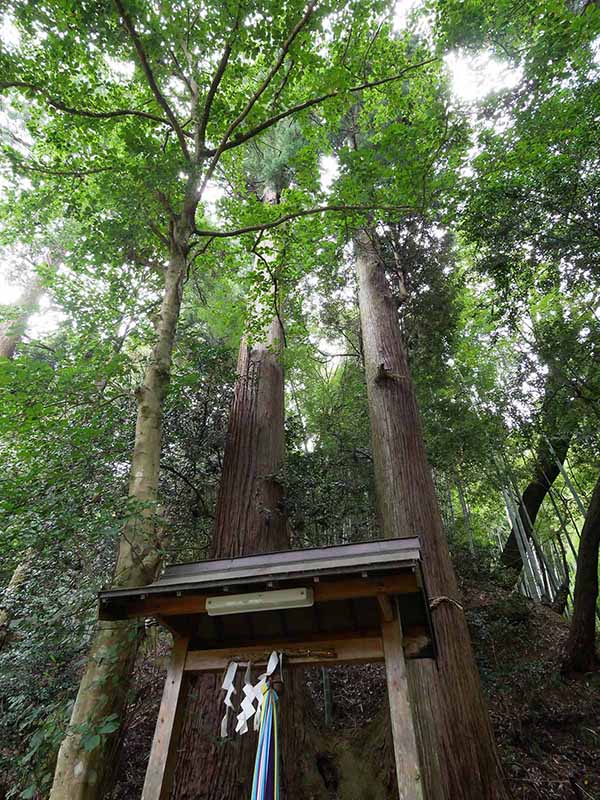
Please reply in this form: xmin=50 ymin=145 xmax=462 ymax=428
xmin=355 ymin=229 xmax=509 ymax=800
xmin=173 ymin=174 xmax=322 ymax=794
xmin=171 ymin=317 xmax=324 ymax=797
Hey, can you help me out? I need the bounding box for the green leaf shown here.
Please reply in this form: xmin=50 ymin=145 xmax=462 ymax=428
xmin=81 ymin=733 xmax=101 ymax=753
xmin=97 ymin=717 xmax=120 ymax=735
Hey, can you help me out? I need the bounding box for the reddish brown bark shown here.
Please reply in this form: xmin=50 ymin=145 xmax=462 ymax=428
xmin=563 ymin=474 xmax=600 ymax=673
xmin=171 ymin=318 xmax=323 ymax=799
xmin=210 ymin=318 xmax=288 ymax=559
xmin=354 ymin=229 xmax=509 ymax=800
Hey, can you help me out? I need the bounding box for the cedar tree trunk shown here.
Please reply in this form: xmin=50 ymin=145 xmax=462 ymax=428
xmin=172 ymin=317 xmax=322 ymax=799
xmin=210 ymin=317 xmax=288 ymax=559
xmin=50 ymin=222 xmax=192 ymax=800
xmin=354 ymin=229 xmax=509 ymax=800
xmin=563 ymin=474 xmax=600 ymax=673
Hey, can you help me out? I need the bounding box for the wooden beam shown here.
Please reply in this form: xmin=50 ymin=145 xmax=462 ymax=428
xmin=314 ymin=572 xmax=417 ymax=601
xmin=382 ymin=611 xmax=424 ymax=800
xmin=119 ymin=595 xmax=207 ymax=617
xmin=183 ymin=624 xmax=430 ymax=668
xmin=102 ymin=572 xmax=419 ymax=620
xmin=377 ymin=593 xmax=394 ymax=622
xmin=185 ymin=635 xmax=384 ymax=671
xmin=141 ymin=636 xmax=190 ymax=800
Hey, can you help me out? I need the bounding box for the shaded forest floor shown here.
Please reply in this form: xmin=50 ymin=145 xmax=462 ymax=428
xmin=112 ymin=571 xmax=600 ymax=800
xmin=464 ymin=577 xmax=600 ymax=800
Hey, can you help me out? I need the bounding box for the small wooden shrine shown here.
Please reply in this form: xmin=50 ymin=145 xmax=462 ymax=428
xmin=99 ymin=536 xmax=436 ymax=800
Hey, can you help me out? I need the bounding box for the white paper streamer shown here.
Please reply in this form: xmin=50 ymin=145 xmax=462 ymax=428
xmin=235 ymin=662 xmax=256 ymax=734
xmin=220 ymin=651 xmax=282 ymax=737
xmin=265 ymin=651 xmax=279 ymax=675
xmin=220 ymin=661 xmax=238 ymax=738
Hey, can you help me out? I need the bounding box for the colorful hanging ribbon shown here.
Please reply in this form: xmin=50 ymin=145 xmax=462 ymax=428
xmin=219 ymin=652 xmax=282 ymax=799
xmin=251 ymin=684 xmax=280 ymax=800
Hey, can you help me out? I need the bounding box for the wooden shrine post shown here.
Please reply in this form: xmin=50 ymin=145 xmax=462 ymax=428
xmin=381 ymin=597 xmax=424 ymax=800
xmin=141 ymin=636 xmax=190 ymax=800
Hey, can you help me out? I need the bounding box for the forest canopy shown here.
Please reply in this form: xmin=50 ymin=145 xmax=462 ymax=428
xmin=0 ymin=0 xmax=599 ymax=799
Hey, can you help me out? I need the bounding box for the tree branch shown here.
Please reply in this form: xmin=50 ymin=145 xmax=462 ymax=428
xmin=169 ymin=48 xmax=195 ymax=97
xmin=205 ymin=57 xmax=439 ymax=157
xmin=155 ymin=189 xmax=177 ymax=221
xmin=252 ymin=240 xmax=287 ymax=346
xmin=149 ymin=222 xmax=169 ymax=247
xmin=194 ymin=203 xmax=417 ymax=238
xmin=269 ymin=60 xmax=295 ymax=110
xmin=113 ymin=0 xmax=191 ymax=160
xmin=0 ymin=81 xmax=173 ymax=126
xmin=197 ymin=42 xmax=233 ymax=150
xmin=199 ymin=0 xmax=318 ymax=193
xmin=196 ymin=4 xmax=243 ymax=153
xmin=160 ymin=462 xmax=212 ymax=516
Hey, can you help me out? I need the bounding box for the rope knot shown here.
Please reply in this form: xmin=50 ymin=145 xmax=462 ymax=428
xmin=429 ymin=595 xmax=464 ymax=612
